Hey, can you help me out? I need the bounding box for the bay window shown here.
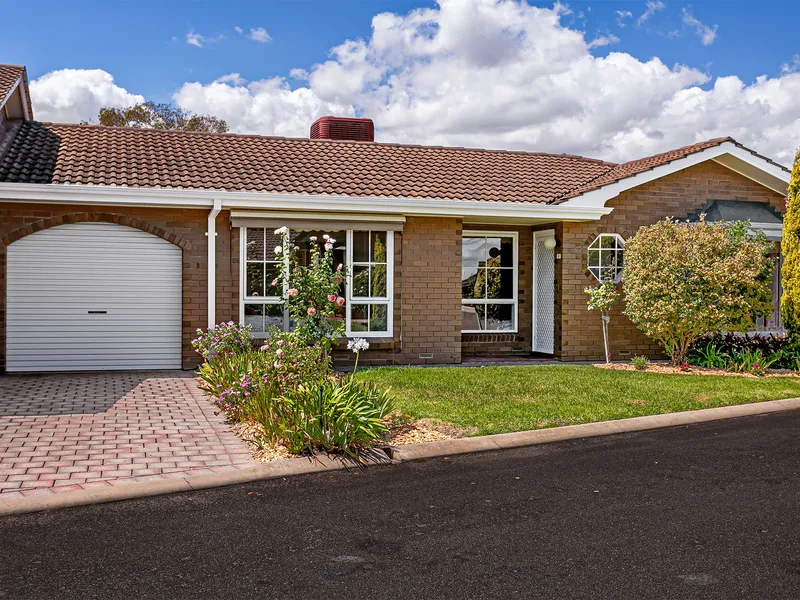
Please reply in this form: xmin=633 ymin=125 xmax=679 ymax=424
xmin=462 ymin=231 xmax=518 ymax=333
xmin=241 ymin=227 xmax=393 ymax=337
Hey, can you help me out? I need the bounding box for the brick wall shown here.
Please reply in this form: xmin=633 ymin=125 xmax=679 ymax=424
xmin=0 ymin=203 xmax=221 ymax=371
xmin=558 ymin=161 xmax=786 ymax=361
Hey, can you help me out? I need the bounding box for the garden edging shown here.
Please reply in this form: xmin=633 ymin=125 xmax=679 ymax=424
xmin=3 ymin=397 xmax=800 ymax=517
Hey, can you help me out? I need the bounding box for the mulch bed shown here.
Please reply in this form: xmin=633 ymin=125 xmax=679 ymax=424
xmin=594 ymin=362 xmax=798 ymax=378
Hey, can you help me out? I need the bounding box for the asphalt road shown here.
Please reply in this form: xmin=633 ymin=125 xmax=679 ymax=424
xmin=2 ymin=410 xmax=800 ymax=600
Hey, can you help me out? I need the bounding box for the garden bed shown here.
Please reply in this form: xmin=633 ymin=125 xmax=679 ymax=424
xmin=594 ymin=362 xmax=799 ymax=377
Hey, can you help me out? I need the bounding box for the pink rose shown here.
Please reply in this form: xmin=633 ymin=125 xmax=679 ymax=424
xmin=323 ymin=234 xmax=330 ymax=241
xmin=270 ymin=279 xmax=278 ymax=286
xmin=337 ymin=264 xmax=343 ymax=272
xmin=287 ymin=288 xmax=298 ymax=297
xmin=336 ymin=297 xmax=345 ymax=307
xmin=309 ymin=236 xmax=317 ymax=242
xmin=325 ymin=243 xmax=333 ymax=251
xmin=307 ymin=307 xmax=317 ymax=317
xmin=276 ymin=348 xmax=284 ymax=358
xmin=328 ymin=294 xmax=337 ymax=302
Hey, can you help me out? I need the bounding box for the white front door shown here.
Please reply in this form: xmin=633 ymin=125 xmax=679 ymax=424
xmin=532 ymin=229 xmax=555 ymax=354
xmin=6 ymin=221 xmax=182 ymax=372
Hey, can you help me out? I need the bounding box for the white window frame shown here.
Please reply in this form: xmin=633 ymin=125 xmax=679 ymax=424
xmin=239 ymin=227 xmax=394 ymax=338
xmin=461 ymin=230 xmax=518 ymax=334
xmin=587 ymin=233 xmax=625 ymax=283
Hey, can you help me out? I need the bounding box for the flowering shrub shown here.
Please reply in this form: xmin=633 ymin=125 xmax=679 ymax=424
xmin=274 ymin=227 xmax=346 ymax=355
xmin=585 ymin=280 xmax=620 ymax=363
xmin=623 ymin=217 xmax=774 ymax=365
xmin=192 ymin=321 xmax=252 ymax=360
xmin=259 ymin=328 xmax=330 ymax=389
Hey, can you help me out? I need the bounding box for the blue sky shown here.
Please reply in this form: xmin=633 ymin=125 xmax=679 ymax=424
xmin=2 ymin=0 xmax=798 ymax=163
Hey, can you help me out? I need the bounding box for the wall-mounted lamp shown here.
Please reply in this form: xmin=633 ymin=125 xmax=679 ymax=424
xmin=543 ymin=237 xmax=557 ymax=250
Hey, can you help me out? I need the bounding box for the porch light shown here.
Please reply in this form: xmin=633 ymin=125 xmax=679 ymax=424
xmin=543 ymin=237 xmax=557 ymax=250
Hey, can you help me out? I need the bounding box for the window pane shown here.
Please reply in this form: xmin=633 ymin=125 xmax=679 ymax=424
xmin=265 ymin=263 xmax=282 ymax=297
xmin=486 ymin=268 xmax=513 ymax=300
xmin=265 ymin=303 xmax=285 ymax=330
xmin=462 ymin=268 xmax=485 ymax=300
xmin=246 ymin=228 xmax=265 ymax=260
xmin=588 ymin=249 xmax=600 ymax=268
xmin=265 ymin=230 xmax=283 ymax=254
xmin=352 ymin=265 xmax=370 ymax=297
xmin=371 ymin=231 xmax=388 ymax=262
xmin=371 ymin=264 xmax=387 ymax=297
xmin=244 ymin=304 xmax=264 ymax=333
xmin=600 ymin=235 xmax=618 ymax=249
xmin=485 ymin=304 xmax=514 ymax=331
xmin=462 ymin=304 xmax=482 ymax=331
xmin=370 ymin=304 xmax=388 ymax=332
xmin=353 ymin=231 xmax=370 ymax=263
xmin=486 ymin=237 xmax=513 ymax=268
xmin=246 ymin=263 xmax=264 ymax=297
xmin=462 ymin=237 xmax=485 ymax=270
xmin=350 ymin=304 xmax=369 ymax=331
xmin=293 ymin=230 xmax=346 ymax=268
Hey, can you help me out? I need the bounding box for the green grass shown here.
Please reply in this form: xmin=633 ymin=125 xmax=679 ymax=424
xmin=354 ymin=365 xmax=800 ymax=436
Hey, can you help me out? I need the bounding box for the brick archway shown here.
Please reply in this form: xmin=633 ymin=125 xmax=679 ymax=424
xmin=1 ymin=212 xmax=191 ymax=249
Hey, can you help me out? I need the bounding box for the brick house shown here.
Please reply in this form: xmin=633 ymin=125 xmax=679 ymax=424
xmin=0 ymin=65 xmax=791 ymax=372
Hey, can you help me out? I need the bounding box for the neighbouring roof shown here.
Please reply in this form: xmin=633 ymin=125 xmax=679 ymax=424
xmin=0 ymin=120 xmax=789 ymax=205
xmin=688 ymin=199 xmax=782 ymax=225
xmin=0 ymin=65 xmax=32 ymax=117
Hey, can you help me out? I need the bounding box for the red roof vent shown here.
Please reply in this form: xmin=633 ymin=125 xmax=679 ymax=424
xmin=310 ymin=116 xmax=374 ymax=142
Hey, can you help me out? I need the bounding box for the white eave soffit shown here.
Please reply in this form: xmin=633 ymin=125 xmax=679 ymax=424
xmin=560 ymin=142 xmax=790 ymax=209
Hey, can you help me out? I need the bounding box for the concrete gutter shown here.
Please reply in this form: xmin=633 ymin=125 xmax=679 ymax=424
xmin=2 ymin=397 xmax=800 ymax=517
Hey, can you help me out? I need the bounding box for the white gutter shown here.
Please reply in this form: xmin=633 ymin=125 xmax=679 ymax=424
xmin=0 ymin=182 xmax=613 ymax=221
xmin=207 ymin=198 xmax=222 ymax=329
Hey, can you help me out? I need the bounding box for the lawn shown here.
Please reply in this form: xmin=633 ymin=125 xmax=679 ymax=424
xmin=355 ymin=365 xmax=800 ymax=436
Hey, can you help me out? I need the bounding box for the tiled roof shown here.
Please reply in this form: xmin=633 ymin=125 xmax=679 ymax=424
xmin=0 ymin=65 xmax=25 ymax=110
xmin=0 ymin=120 xmax=786 ymax=205
xmin=0 ymin=122 xmax=614 ymax=204
xmin=560 ymin=137 xmax=790 ymax=200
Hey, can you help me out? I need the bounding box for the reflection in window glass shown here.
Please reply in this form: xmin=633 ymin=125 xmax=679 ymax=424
xmin=588 ymin=234 xmax=625 ymax=282
xmin=462 ymin=233 xmax=517 ymax=332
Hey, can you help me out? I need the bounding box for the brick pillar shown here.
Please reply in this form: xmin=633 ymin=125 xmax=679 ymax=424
xmin=398 ymin=216 xmax=462 ymax=364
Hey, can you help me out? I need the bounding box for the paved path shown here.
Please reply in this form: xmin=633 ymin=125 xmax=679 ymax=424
xmin=0 ymin=371 xmax=255 ymax=499
xmin=1 ymin=410 xmax=799 ymax=599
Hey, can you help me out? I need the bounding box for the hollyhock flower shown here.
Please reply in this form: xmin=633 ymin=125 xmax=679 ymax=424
xmin=328 ymin=294 xmax=337 ymax=302
xmin=336 ymin=297 xmax=345 ymax=307
xmin=287 ymin=288 xmax=298 ymax=297
xmin=307 ymin=307 xmax=317 ymax=317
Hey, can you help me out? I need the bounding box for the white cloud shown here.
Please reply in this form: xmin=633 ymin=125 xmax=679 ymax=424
xmin=615 ymin=9 xmax=633 ymax=27
xmin=248 ymin=27 xmax=272 ymax=43
xmin=637 ymin=1 xmax=665 ymax=26
xmin=29 ymin=69 xmax=144 ymax=124
xmin=682 ymin=8 xmax=717 ymax=45
xmin=27 ymin=0 xmax=800 ymax=167
xmin=782 ymin=55 xmax=800 ymax=75
xmin=234 ymin=26 xmax=243 ymax=34
xmin=587 ymin=34 xmax=620 ymax=49
xmin=186 ymin=30 xmax=224 ymax=48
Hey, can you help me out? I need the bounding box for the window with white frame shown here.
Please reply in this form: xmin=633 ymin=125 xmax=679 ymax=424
xmin=587 ymin=233 xmax=625 ymax=283
xmin=241 ymin=227 xmax=393 ymax=337
xmin=461 ymin=231 xmax=518 ymax=333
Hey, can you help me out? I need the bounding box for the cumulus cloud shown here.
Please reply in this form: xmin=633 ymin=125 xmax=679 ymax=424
xmin=248 ymin=27 xmax=272 ymax=42
xmin=637 ymin=1 xmax=665 ymax=26
xmin=27 ymin=0 xmax=800 ymax=166
xmin=682 ymin=8 xmax=718 ymax=46
xmin=29 ymin=69 xmax=144 ymax=124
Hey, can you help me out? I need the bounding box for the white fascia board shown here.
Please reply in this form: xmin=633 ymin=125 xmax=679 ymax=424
xmin=0 ymin=77 xmax=22 ymax=115
xmin=0 ymin=182 xmax=613 ymax=221
xmin=560 ymin=142 xmax=790 ymax=209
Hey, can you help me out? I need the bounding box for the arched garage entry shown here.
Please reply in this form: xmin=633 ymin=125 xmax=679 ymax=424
xmin=6 ymin=221 xmax=182 ymax=372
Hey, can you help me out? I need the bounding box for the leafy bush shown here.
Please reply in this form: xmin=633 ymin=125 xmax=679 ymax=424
xmin=728 ymin=349 xmax=777 ymax=376
xmin=631 ymin=356 xmax=649 ymax=370
xmin=243 ymin=378 xmax=393 ymax=456
xmin=259 ymin=328 xmax=331 ymax=389
xmin=689 ymin=342 xmax=728 ymax=369
xmin=623 ymin=217 xmax=775 ymax=364
xmin=192 ymin=321 xmax=253 ymax=360
xmin=691 ymin=333 xmax=800 ymax=370
xmin=781 ymin=148 xmax=800 ymax=337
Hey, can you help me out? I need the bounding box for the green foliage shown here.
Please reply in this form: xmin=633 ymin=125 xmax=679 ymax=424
xmin=781 ymin=148 xmax=800 ymax=337
xmin=623 ymin=217 xmax=775 ymax=365
xmin=259 ymin=328 xmax=331 ymax=389
xmin=727 ymin=349 xmax=776 ymax=376
xmin=585 ymin=280 xmax=619 ymax=313
xmin=631 ymin=356 xmax=649 ymax=370
xmin=244 ymin=378 xmax=393 ymax=456
xmin=689 ymin=342 xmax=728 ymax=369
xmin=96 ymin=101 xmax=228 ymax=132
xmin=274 ymin=228 xmax=346 ymax=354
xmin=691 ymin=333 xmax=799 ymax=370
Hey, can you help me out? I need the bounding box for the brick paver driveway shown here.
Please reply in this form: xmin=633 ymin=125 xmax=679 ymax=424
xmin=0 ymin=371 xmax=255 ymax=500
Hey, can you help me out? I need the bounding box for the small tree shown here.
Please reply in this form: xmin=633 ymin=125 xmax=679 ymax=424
xmin=95 ymin=101 xmax=228 ymax=133
xmin=274 ymin=228 xmax=346 ymax=356
xmin=585 ymin=280 xmax=619 ymax=363
xmin=781 ymin=148 xmax=800 ymax=337
xmin=623 ymin=217 xmax=775 ymax=365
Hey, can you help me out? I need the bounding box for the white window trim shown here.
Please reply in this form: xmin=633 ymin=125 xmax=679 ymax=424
xmin=587 ymin=233 xmax=625 ymax=284
xmin=461 ymin=230 xmax=519 ymax=334
xmin=239 ymin=227 xmax=394 ymax=338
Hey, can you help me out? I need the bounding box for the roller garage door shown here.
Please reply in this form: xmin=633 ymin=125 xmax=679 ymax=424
xmin=6 ymin=222 xmax=182 ymax=372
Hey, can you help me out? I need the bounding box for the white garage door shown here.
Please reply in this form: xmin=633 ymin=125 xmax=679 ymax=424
xmin=6 ymin=221 xmax=182 ymax=372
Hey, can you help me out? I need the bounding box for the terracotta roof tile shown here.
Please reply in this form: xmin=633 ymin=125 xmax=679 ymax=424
xmin=0 ymin=65 xmax=32 ymax=118
xmin=0 ymin=122 xmax=614 ymax=204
